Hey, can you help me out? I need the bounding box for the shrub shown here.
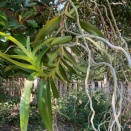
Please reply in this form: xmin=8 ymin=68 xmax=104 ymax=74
xmin=57 ymin=89 xmax=111 ymax=130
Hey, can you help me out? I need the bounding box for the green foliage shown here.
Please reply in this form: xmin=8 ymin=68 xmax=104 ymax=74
xmin=0 ymin=14 xmax=87 ymax=130
xmin=32 ymin=15 xmax=62 ymax=46
xmin=20 ymin=80 xmax=34 ymax=131
xmin=38 ymin=78 xmax=52 ymax=131
xmin=0 ymin=12 xmax=8 ymax=27
xmin=0 ymin=0 xmax=130 ymax=130
xmin=57 ymin=90 xmax=111 ymax=130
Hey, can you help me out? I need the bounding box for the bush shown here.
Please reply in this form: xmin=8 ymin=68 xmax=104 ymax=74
xmin=57 ymin=89 xmax=111 ymax=130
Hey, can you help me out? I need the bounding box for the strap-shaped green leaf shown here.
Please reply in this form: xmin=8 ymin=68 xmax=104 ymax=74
xmin=70 ymin=46 xmax=81 ymax=56
xmin=62 ymin=59 xmax=85 ymax=78
xmin=74 ymin=64 xmax=87 ymax=73
xmin=20 ymin=80 xmax=33 ymax=131
xmin=46 ymin=80 xmax=52 ymax=125
xmin=63 ymin=47 xmax=76 ymax=64
xmin=47 ymin=48 xmax=60 ymax=66
xmin=80 ymin=21 xmax=105 ymax=38
xmin=62 ymin=58 xmax=78 ymax=74
xmin=32 ymin=37 xmax=55 ymax=55
xmin=38 ymin=79 xmax=49 ymax=129
xmin=9 ymin=55 xmax=35 ymax=65
xmin=59 ymin=63 xmax=69 ymax=82
xmin=0 ymin=32 xmax=33 ymax=59
xmin=50 ymin=36 xmax=72 ymax=46
xmin=38 ymin=78 xmax=53 ymax=131
xmin=55 ymin=71 xmax=67 ymax=85
xmin=0 ymin=51 xmax=36 ymax=70
xmin=26 ymin=36 xmax=31 ymax=52
xmin=50 ymin=78 xmax=59 ymax=98
xmin=32 ymin=15 xmax=62 ymax=46
xmin=13 ymin=48 xmax=25 ymax=55
xmin=36 ymin=45 xmax=49 ymax=68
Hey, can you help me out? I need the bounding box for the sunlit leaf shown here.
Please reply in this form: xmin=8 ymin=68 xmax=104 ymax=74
xmin=0 ymin=51 xmax=36 ymax=70
xmin=20 ymin=80 xmax=33 ymax=131
xmin=0 ymin=32 xmax=33 ymax=59
xmin=32 ymin=15 xmax=62 ymax=46
xmin=38 ymin=78 xmax=52 ymax=131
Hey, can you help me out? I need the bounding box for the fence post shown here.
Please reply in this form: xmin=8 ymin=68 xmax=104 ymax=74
xmin=127 ymin=82 xmax=131 ymax=110
xmin=59 ymin=81 xmax=63 ymax=98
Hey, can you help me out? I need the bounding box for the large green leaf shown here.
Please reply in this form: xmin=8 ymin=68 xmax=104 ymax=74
xmin=13 ymin=48 xmax=25 ymax=55
xmin=32 ymin=37 xmax=55 ymax=55
xmin=63 ymin=47 xmax=76 ymax=64
xmin=38 ymin=78 xmax=52 ymax=131
xmin=0 ymin=51 xmax=36 ymax=70
xmin=36 ymin=45 xmax=49 ymax=68
xmin=32 ymin=15 xmax=62 ymax=46
xmin=0 ymin=32 xmax=33 ymax=59
xmin=62 ymin=58 xmax=79 ymax=75
xmin=80 ymin=21 xmax=105 ymax=38
xmin=9 ymin=55 xmax=35 ymax=65
xmin=50 ymin=36 xmax=72 ymax=46
xmin=59 ymin=63 xmax=69 ymax=82
xmin=46 ymin=80 xmax=52 ymax=125
xmin=20 ymin=80 xmax=33 ymax=131
xmin=55 ymin=71 xmax=67 ymax=85
xmin=50 ymin=78 xmax=59 ymax=98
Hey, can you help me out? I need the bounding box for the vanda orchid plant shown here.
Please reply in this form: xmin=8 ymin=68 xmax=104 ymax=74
xmin=0 ymin=1 xmax=130 ymax=131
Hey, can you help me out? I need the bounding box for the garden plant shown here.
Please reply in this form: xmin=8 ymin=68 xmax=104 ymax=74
xmin=0 ymin=0 xmax=131 ymax=131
